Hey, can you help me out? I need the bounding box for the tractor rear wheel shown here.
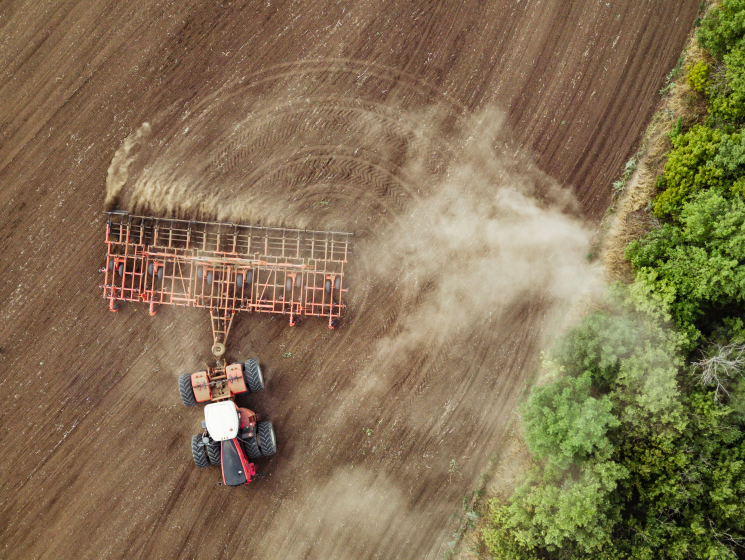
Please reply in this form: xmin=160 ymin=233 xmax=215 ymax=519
xmin=178 ymin=373 xmax=197 ymax=407
xmin=242 ymin=430 xmax=261 ymax=459
xmin=191 ymin=434 xmax=210 ymax=468
xmin=258 ymin=421 xmax=277 ymax=456
xmin=207 ymin=440 xmax=221 ymax=466
xmin=243 ymin=359 xmax=264 ymax=393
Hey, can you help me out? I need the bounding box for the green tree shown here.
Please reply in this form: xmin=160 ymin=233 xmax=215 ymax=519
xmin=522 ymin=374 xmax=619 ymax=469
xmin=709 ymin=45 xmax=745 ymax=125
xmin=698 ymin=0 xmax=745 ymax=59
xmin=486 ymin=460 xmax=628 ymax=557
xmin=629 ymin=189 xmax=745 ymax=347
xmin=653 ymin=125 xmax=724 ymax=217
xmin=612 ymin=392 xmax=745 ymax=560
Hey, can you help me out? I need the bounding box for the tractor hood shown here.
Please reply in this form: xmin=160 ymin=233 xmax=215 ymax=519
xmin=204 ymin=401 xmax=240 ymax=441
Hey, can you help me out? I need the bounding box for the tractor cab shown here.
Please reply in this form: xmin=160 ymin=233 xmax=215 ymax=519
xmin=197 ymin=401 xmax=277 ymax=486
xmin=204 ymin=401 xmax=241 ymax=441
xmin=204 ymin=401 xmax=253 ymax=486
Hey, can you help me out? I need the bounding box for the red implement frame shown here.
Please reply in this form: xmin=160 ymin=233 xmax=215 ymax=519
xmin=102 ymin=211 xmax=351 ymax=350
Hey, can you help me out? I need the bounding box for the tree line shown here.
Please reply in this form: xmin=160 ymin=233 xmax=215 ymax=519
xmin=483 ymin=2 xmax=745 ymax=558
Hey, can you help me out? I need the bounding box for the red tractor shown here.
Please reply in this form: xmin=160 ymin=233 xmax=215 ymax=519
xmin=101 ymin=211 xmax=351 ymax=485
xmin=181 ymin=358 xmax=276 ymax=486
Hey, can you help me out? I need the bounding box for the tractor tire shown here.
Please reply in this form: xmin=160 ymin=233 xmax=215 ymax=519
xmin=191 ymin=434 xmax=210 ymax=468
xmin=178 ymin=373 xmax=197 ymax=407
xmin=246 ymin=270 xmax=253 ymax=285
xmin=236 ymin=273 xmax=243 ymax=288
xmin=147 ymin=262 xmax=154 ymax=276
xmin=207 ymin=440 xmax=221 ymax=466
xmin=242 ymin=430 xmax=261 ymax=459
xmin=335 ymin=276 xmax=341 ymax=290
xmin=117 ymin=263 xmax=125 ymax=277
xmin=325 ymin=279 xmax=331 ymax=293
xmin=157 ymin=267 xmax=163 ymax=281
xmin=243 ymin=359 xmax=264 ymax=393
xmin=197 ymin=266 xmax=204 ymax=281
xmin=258 ymin=421 xmax=277 ymax=456
xmin=206 ymin=271 xmax=213 ymax=284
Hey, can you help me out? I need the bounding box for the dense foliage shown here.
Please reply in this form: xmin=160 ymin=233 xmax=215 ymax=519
xmin=630 ymin=188 xmax=745 ymax=348
xmin=483 ymin=3 xmax=745 ymax=558
xmin=484 ymin=305 xmax=745 ymax=559
xmin=630 ymin=0 xmax=745 ymax=347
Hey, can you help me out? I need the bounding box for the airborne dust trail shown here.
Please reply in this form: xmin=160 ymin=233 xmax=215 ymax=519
xmin=104 ymin=104 xmax=599 ymax=372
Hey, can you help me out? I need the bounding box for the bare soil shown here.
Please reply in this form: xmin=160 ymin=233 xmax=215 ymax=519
xmin=0 ymin=1 xmax=699 ymax=559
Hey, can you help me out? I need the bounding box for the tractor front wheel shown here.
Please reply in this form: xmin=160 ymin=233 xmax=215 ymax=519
xmin=191 ymin=434 xmax=210 ymax=468
xmin=242 ymin=429 xmax=261 ymax=459
xmin=243 ymin=359 xmax=264 ymax=393
xmin=207 ymin=440 xmax=221 ymax=466
xmin=178 ymin=373 xmax=197 ymax=407
xmin=258 ymin=421 xmax=277 ymax=456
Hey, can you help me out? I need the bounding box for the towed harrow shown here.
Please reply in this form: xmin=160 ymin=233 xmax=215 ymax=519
xmin=101 ymin=211 xmax=351 ymax=357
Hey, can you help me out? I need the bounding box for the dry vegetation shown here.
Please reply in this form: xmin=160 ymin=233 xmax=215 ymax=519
xmin=601 ymin=39 xmax=712 ymax=283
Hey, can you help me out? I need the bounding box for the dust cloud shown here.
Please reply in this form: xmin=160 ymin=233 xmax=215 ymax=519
xmin=105 ymin=121 xmax=151 ymax=211
xmin=363 ymin=110 xmax=599 ymax=361
xmin=104 ymin=104 xmax=598 ymax=357
xmin=259 ymin=468 xmax=418 ymax=559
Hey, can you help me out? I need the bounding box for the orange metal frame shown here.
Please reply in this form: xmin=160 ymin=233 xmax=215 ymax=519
xmin=101 ymin=211 xmax=351 ymax=347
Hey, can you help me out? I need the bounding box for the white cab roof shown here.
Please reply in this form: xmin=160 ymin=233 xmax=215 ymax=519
xmin=204 ymin=401 xmax=240 ymax=441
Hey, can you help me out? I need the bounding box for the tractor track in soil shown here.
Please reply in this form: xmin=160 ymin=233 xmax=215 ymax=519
xmin=0 ymin=1 xmax=698 ymax=559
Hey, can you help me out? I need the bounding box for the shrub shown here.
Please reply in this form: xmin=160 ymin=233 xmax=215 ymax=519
xmin=629 ymin=188 xmax=745 ymax=347
xmin=521 ymin=374 xmax=619 ymax=469
xmin=653 ymin=125 xmax=724 ymax=217
xmin=687 ymin=60 xmax=711 ymax=93
xmin=697 ymin=0 xmax=745 ymax=59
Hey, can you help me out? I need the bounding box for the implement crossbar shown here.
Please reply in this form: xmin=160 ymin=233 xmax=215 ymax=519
xmin=101 ymin=211 xmax=351 ymax=344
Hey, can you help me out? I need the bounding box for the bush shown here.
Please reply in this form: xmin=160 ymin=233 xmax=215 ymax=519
xmin=698 ymin=0 xmax=745 ymax=59
xmin=687 ymin=60 xmax=711 ymax=93
xmin=629 ymin=188 xmax=745 ymax=348
xmin=653 ymin=125 xmax=724 ymax=217
xmin=484 ymin=308 xmax=745 ymax=560
xmin=522 ymin=374 xmax=619 ymax=469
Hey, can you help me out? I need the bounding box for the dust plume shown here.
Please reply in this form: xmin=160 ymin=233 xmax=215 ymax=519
xmin=363 ymin=110 xmax=600 ymax=361
xmin=105 ymin=122 xmax=152 ymax=211
xmin=259 ymin=468 xmax=419 ymax=559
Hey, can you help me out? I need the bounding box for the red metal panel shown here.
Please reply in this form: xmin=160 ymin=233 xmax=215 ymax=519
xmin=226 ymin=363 xmax=247 ymax=395
xmin=191 ymin=371 xmax=212 ymax=403
xmin=237 ymin=407 xmax=257 ymax=429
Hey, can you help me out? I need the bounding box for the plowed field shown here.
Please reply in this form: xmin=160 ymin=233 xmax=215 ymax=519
xmin=0 ymin=1 xmax=699 ymax=559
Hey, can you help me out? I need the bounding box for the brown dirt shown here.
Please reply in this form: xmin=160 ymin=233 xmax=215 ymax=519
xmin=0 ymin=1 xmax=700 ymax=559
xmin=602 ymin=35 xmax=712 ymax=284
